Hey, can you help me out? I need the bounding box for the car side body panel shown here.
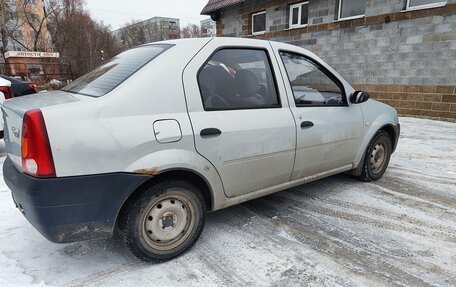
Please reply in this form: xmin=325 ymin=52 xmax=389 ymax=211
xmin=182 ymin=38 xmax=297 ymax=199
xmin=42 ymin=38 xmax=212 ymax=176
xmin=269 ymin=42 xmax=365 ymax=178
xmin=124 ymin=148 xmax=225 ymax=209
xmin=354 ymin=99 xmax=400 ymax=165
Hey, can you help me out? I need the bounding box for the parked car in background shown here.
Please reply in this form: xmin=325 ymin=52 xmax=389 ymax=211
xmin=2 ymin=38 xmax=400 ymax=263
xmin=0 ymin=77 xmax=13 ymax=138
xmin=0 ymin=75 xmax=37 ymax=97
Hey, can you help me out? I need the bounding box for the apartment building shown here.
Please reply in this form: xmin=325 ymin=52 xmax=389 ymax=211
xmin=201 ymin=18 xmax=217 ymax=37
xmin=113 ymin=16 xmax=180 ymax=48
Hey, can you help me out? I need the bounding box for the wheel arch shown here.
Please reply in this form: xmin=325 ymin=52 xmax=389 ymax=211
xmin=350 ymin=124 xmax=397 ymax=176
xmin=115 ymin=168 xmax=214 ymax=231
xmin=378 ymin=124 xmax=398 ymax=152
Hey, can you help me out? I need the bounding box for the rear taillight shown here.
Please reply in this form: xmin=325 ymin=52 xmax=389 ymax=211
xmin=28 ymin=83 xmax=37 ymax=90
xmin=0 ymin=86 xmax=13 ymax=99
xmin=21 ymin=109 xmax=56 ymax=178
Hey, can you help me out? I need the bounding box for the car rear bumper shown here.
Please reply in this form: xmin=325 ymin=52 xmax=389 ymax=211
xmin=3 ymin=157 xmax=150 ymax=243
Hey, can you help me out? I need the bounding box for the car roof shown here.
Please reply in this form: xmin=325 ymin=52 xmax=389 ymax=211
xmin=148 ymin=37 xmax=297 ymax=49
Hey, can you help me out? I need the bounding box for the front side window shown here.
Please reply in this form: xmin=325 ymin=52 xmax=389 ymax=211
xmin=252 ymin=11 xmax=266 ymax=34
xmin=63 ymin=44 xmax=172 ymax=97
xmin=406 ymin=0 xmax=447 ymax=10
xmin=280 ymin=51 xmax=345 ymax=106
xmin=338 ymin=0 xmax=366 ymax=19
xmin=198 ymin=49 xmax=280 ymax=110
xmin=289 ymin=2 xmax=309 ymax=29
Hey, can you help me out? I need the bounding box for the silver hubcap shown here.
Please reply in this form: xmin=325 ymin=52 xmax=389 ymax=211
xmin=142 ymin=196 xmax=194 ymax=251
xmin=370 ymin=142 xmax=386 ymax=173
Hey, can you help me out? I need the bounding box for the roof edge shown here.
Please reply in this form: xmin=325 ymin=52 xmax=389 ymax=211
xmin=201 ymin=0 xmax=245 ymax=15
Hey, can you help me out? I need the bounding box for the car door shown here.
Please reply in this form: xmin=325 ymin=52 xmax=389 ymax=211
xmin=183 ymin=39 xmax=296 ymax=198
xmin=271 ymin=44 xmax=364 ymax=180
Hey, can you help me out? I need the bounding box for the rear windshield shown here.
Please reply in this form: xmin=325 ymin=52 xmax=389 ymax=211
xmin=63 ymin=44 xmax=172 ymax=97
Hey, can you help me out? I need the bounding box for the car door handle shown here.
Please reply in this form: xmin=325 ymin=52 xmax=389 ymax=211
xmin=200 ymin=128 xmax=222 ymax=138
xmin=301 ymin=121 xmax=314 ymax=129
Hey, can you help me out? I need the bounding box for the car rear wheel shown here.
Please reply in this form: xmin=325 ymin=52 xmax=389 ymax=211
xmin=121 ymin=179 xmax=206 ymax=262
xmin=360 ymin=131 xmax=392 ymax=182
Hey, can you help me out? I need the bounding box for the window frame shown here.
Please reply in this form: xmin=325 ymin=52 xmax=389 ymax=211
xmin=197 ymin=46 xmax=282 ymax=112
xmin=337 ymin=0 xmax=366 ymax=21
xmin=279 ymin=50 xmax=348 ymax=108
xmin=405 ymin=0 xmax=447 ymax=11
xmin=252 ymin=11 xmax=266 ymax=35
xmin=289 ymin=1 xmax=309 ymax=29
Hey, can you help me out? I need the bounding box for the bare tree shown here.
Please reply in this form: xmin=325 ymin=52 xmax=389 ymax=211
xmin=0 ymin=0 xmax=29 ymax=53
xmin=180 ymin=24 xmax=202 ymax=39
xmin=0 ymin=0 xmax=59 ymax=53
xmin=0 ymin=0 xmax=11 ymax=53
xmin=47 ymin=0 xmax=120 ymax=77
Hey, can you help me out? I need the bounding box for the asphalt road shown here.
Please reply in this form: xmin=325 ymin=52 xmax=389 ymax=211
xmin=0 ymin=117 xmax=455 ymax=287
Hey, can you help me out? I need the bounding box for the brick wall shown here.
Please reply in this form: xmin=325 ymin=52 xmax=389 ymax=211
xmin=215 ymin=0 xmax=456 ymax=120
xmin=5 ymin=57 xmax=64 ymax=85
xmin=353 ymin=84 xmax=456 ymax=120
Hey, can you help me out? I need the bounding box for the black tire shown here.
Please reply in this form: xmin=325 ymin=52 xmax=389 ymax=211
xmin=360 ymin=131 xmax=392 ymax=182
xmin=120 ymin=179 xmax=206 ymax=262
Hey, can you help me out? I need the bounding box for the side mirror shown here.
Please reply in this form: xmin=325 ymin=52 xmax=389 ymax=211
xmin=350 ymin=91 xmax=369 ymax=104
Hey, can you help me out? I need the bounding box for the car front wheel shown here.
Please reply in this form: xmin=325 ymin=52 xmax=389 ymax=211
xmin=121 ymin=179 xmax=206 ymax=262
xmin=360 ymin=131 xmax=392 ymax=182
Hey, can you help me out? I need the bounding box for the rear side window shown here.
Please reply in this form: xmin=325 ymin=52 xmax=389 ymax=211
xmin=63 ymin=44 xmax=172 ymax=97
xmin=198 ymin=48 xmax=280 ymax=110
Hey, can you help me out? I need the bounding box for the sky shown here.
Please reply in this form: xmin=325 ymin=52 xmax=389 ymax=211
xmin=84 ymin=0 xmax=211 ymax=31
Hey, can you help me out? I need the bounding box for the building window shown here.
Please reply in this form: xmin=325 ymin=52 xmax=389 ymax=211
xmin=406 ymin=0 xmax=447 ymax=10
xmin=338 ymin=0 xmax=366 ymax=20
xmin=252 ymin=11 xmax=266 ymax=35
xmin=27 ymin=64 xmax=43 ymax=77
xmin=289 ymin=2 xmax=309 ymax=29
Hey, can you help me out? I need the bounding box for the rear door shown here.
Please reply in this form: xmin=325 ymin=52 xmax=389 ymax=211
xmin=183 ymin=39 xmax=296 ymax=198
xmin=271 ymin=44 xmax=364 ymax=179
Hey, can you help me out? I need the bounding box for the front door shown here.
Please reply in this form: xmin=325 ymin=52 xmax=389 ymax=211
xmin=183 ymin=42 xmax=296 ymax=198
xmin=276 ymin=49 xmax=364 ymax=180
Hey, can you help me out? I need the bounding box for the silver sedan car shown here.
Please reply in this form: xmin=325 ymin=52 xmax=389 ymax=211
xmin=2 ymin=38 xmax=399 ymax=262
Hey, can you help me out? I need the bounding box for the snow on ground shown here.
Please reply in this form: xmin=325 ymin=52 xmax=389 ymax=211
xmin=0 ymin=117 xmax=455 ymax=287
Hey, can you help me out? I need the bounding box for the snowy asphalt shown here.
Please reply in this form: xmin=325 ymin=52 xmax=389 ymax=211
xmin=0 ymin=117 xmax=455 ymax=287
